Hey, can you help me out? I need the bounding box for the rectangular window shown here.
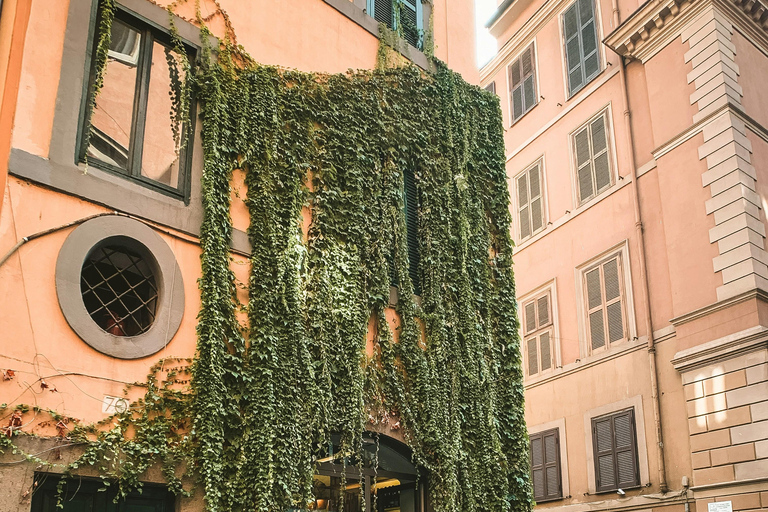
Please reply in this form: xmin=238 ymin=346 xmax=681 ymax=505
xmin=530 ymin=429 xmax=563 ymax=502
xmin=485 ymin=81 xmax=496 ymax=95
xmin=523 ymin=291 xmax=553 ymax=376
xmin=516 ymin=162 xmax=545 ymax=241
xmin=583 ymin=254 xmax=625 ymax=352
xmin=81 ymin=9 xmax=195 ymax=198
xmin=368 ymin=0 xmax=423 ymax=49
xmin=31 ymin=474 xmax=175 ymax=512
xmin=508 ymin=44 xmax=537 ymax=122
xmin=573 ymin=111 xmax=611 ymax=205
xmin=563 ymin=0 xmax=600 ymax=96
xmin=591 ymin=409 xmax=641 ymax=492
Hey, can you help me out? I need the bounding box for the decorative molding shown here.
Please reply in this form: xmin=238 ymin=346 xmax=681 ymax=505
xmin=669 ymin=287 xmax=768 ymax=325
xmin=671 ymin=324 xmax=768 ymax=372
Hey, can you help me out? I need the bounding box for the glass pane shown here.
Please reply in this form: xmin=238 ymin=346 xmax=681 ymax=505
xmin=87 ymin=19 xmax=140 ymax=169
xmin=141 ymin=41 xmax=186 ymax=188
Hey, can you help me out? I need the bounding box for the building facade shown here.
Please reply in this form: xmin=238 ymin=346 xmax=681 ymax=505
xmin=481 ymin=0 xmax=768 ymax=511
xmin=0 ymin=1 xmax=484 ymax=511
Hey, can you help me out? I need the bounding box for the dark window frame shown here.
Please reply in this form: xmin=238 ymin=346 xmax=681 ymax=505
xmin=529 ymin=428 xmax=563 ymax=502
xmin=31 ymin=473 xmax=175 ymax=512
xmin=591 ymin=408 xmax=641 ymax=493
xmin=78 ymin=5 xmax=197 ymax=202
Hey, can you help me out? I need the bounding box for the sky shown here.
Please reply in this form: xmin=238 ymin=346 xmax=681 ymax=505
xmin=475 ymin=0 xmax=499 ymax=68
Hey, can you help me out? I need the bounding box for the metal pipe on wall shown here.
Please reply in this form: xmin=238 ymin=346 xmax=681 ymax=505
xmin=608 ymin=0 xmax=669 ymax=494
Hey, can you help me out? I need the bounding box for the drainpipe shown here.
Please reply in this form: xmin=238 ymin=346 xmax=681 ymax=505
xmin=609 ymin=0 xmax=669 ymax=495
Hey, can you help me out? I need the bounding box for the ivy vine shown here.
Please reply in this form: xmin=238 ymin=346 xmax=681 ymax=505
xmin=1 ymin=2 xmax=533 ymax=512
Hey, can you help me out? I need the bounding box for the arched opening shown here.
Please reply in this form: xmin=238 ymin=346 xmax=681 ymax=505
xmin=312 ymin=432 xmax=424 ymax=512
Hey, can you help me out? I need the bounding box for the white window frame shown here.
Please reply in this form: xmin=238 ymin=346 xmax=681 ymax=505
xmin=529 ymin=418 xmax=570 ymax=499
xmin=568 ymin=105 xmax=619 ymax=209
xmin=582 ymin=396 xmax=650 ymax=494
xmin=574 ymin=241 xmax=636 ymax=358
xmin=518 ymin=279 xmax=561 ymax=380
xmin=506 ymin=39 xmax=540 ymax=126
xmin=512 ymin=156 xmax=548 ymax=244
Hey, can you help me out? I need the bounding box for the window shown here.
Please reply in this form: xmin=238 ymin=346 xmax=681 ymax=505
xmin=508 ymin=44 xmax=537 ymax=122
xmin=485 ymin=81 xmax=496 ymax=95
xmin=573 ymin=111 xmax=612 ymax=205
xmin=81 ymin=9 xmax=195 ymax=198
xmin=523 ymin=291 xmax=553 ymax=376
xmin=516 ymin=162 xmax=545 ymax=241
xmin=563 ymin=0 xmax=601 ymax=96
xmin=404 ymin=167 xmax=421 ymax=295
xmin=31 ymin=474 xmax=175 ymax=512
xmin=368 ymin=0 xmax=423 ymax=49
xmin=529 ymin=429 xmax=563 ymax=502
xmin=591 ymin=409 xmax=640 ymax=492
xmin=583 ymin=254 xmax=625 ymax=352
xmin=56 ymin=216 xmax=185 ymax=359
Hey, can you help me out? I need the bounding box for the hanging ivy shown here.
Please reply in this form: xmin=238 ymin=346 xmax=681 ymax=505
xmin=1 ymin=2 xmax=533 ymax=512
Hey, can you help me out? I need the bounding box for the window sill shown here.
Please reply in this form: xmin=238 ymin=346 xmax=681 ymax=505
xmin=513 ymin=177 xmax=632 ymax=253
xmin=321 ymin=0 xmax=432 ymax=71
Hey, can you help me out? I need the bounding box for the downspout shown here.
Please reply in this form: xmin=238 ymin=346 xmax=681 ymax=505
xmin=608 ymin=0 xmax=669 ymax=495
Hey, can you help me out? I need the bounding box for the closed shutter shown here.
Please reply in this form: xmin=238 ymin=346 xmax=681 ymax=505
xmin=592 ymin=409 xmax=640 ymax=492
xmin=573 ymin=112 xmax=612 ymax=205
xmin=530 ymin=429 xmax=562 ymax=502
xmin=485 ymin=81 xmax=497 ymax=95
xmin=370 ymin=0 xmax=394 ymax=27
xmin=399 ymin=0 xmax=421 ymax=48
xmin=509 ymin=44 xmax=538 ymax=122
xmin=404 ymin=167 xmax=421 ymax=295
xmin=563 ymin=0 xmax=600 ymax=96
xmin=523 ymin=291 xmax=554 ymax=376
xmin=516 ymin=163 xmax=545 ymax=241
xmin=584 ymin=254 xmax=625 ymax=352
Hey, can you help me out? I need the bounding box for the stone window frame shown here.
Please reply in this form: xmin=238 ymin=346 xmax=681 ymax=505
xmin=6 ymin=0 xmax=252 ymax=253
xmin=518 ymin=279 xmax=562 ymax=382
xmin=582 ymin=396 xmax=651 ymax=494
xmin=55 ymin=215 xmax=185 ymax=359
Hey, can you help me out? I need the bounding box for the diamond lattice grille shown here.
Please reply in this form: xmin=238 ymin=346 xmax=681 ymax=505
xmin=80 ymin=245 xmax=158 ymax=336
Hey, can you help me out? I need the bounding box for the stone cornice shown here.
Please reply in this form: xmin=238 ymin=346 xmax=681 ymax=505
xmin=604 ymin=0 xmax=768 ymax=62
xmin=671 ymin=325 xmax=768 ymax=372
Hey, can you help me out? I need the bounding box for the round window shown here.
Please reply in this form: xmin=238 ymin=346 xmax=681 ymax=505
xmin=80 ymin=244 xmax=159 ymax=337
xmin=56 ymin=216 xmax=185 ymax=359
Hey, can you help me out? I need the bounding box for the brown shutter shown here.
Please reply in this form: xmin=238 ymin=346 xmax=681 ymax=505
xmin=593 ymin=409 xmax=640 ymax=492
xmin=603 ymin=257 xmax=624 ymax=343
xmin=524 ymin=301 xmax=537 ymax=333
xmin=591 ymin=116 xmax=611 ymax=191
xmin=574 ymin=127 xmax=594 ymax=202
xmin=527 ymin=337 xmax=539 ymax=376
xmin=529 ymin=164 xmax=543 ymax=233
xmin=539 ymin=332 xmax=551 ymax=371
xmin=530 ymin=429 xmax=562 ymax=502
xmin=517 ymin=173 xmax=531 ymax=239
xmin=537 ymin=293 xmax=550 ymax=326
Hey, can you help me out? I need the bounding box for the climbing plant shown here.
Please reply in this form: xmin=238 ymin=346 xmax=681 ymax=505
xmin=1 ymin=1 xmax=533 ymax=511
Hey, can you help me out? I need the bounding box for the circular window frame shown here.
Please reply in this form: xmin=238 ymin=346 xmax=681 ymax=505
xmin=56 ymin=216 xmax=185 ymax=359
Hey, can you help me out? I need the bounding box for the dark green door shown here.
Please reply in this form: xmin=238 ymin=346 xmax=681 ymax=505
xmin=31 ymin=474 xmax=174 ymax=512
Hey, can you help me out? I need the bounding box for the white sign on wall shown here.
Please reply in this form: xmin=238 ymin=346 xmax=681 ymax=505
xmin=708 ymin=502 xmax=732 ymax=512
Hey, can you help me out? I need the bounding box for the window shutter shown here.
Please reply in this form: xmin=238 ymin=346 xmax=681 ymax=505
xmin=593 ymin=410 xmax=639 ymax=492
xmin=603 ymin=258 xmax=624 ymax=343
xmin=371 ymin=0 xmax=394 ymax=27
xmin=585 ymin=268 xmax=605 ymax=350
xmin=524 ymin=301 xmax=537 ymax=333
xmin=537 ymin=294 xmax=549 ymax=326
xmin=509 ymin=60 xmax=523 ymax=121
xmin=517 ymin=173 xmax=531 ymax=239
xmin=591 ymin=116 xmax=611 ymax=192
xmin=529 ymin=164 xmax=543 ymax=233
xmin=614 ymin=410 xmax=640 ymax=488
xmin=539 ymin=332 xmax=551 ymax=371
xmin=522 ymin=46 xmax=537 ymax=113
xmin=527 ymin=337 xmax=539 ymax=376
xmin=530 ymin=430 xmax=562 ymax=502
xmin=400 ymin=0 xmax=420 ymax=48
xmin=485 ymin=81 xmax=496 ymax=95
xmin=563 ymin=3 xmax=583 ymax=95
xmin=510 ymin=45 xmax=538 ymax=122
xmin=579 ymin=0 xmax=600 ymax=80
xmin=574 ymin=127 xmax=594 ymax=201
xmin=404 ymin=167 xmax=420 ymax=295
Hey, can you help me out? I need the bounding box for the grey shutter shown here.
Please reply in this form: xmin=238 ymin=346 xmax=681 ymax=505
xmin=574 ymin=127 xmax=594 ymax=201
xmin=563 ymin=3 xmax=583 ymax=95
xmin=537 ymin=294 xmax=549 ymax=326
xmin=579 ymin=0 xmax=600 ymax=80
xmin=614 ymin=410 xmax=640 ymax=488
xmin=527 ymin=337 xmax=539 ymax=376
xmin=603 ymin=258 xmax=624 ymax=342
xmin=404 ymin=168 xmax=421 ymax=295
xmin=530 ymin=430 xmax=562 ymax=502
xmin=539 ymin=332 xmax=551 ymax=371
xmin=591 ymin=116 xmax=611 ymax=191
xmin=373 ymin=0 xmax=394 ymax=27
xmin=518 ymin=173 xmax=531 ymax=239
xmin=511 ymin=45 xmax=537 ymax=122
xmin=510 ymin=60 xmax=523 ymax=121
xmin=529 ymin=165 xmax=543 ymax=233
xmin=485 ymin=81 xmax=496 ymax=95
xmin=586 ymin=268 xmax=605 ymax=350
xmin=593 ymin=410 xmax=639 ymax=492
xmin=593 ymin=416 xmax=616 ymax=492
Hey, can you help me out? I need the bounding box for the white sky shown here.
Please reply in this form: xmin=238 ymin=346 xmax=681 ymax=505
xmin=475 ymin=0 xmax=499 ymax=68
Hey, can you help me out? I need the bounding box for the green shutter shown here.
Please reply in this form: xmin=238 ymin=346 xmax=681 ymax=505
xmin=369 ymin=0 xmax=394 ymax=27
xmin=399 ymin=0 xmax=422 ymax=49
xmin=404 ymin=168 xmax=421 ymax=295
